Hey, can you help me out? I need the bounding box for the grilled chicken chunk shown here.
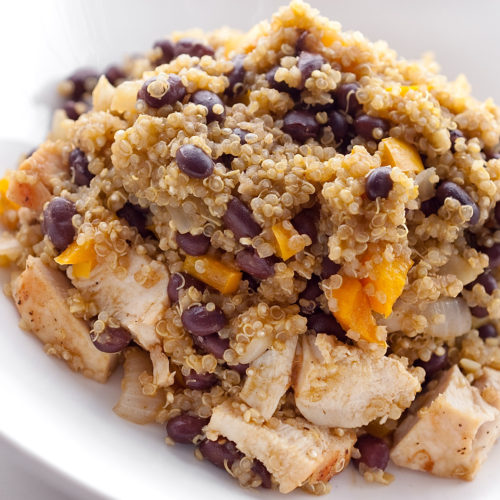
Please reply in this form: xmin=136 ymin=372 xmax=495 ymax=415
xmin=70 ymin=248 xmax=169 ymax=350
xmin=12 ymin=256 xmax=118 ymax=382
xmin=7 ymin=141 xmax=68 ymax=211
xmin=70 ymin=246 xmax=173 ymax=386
xmin=206 ymin=399 xmax=355 ymax=493
xmin=240 ymin=336 xmax=298 ymax=420
xmin=391 ymin=365 xmax=500 ymax=480
xmin=293 ymin=334 xmax=420 ymax=428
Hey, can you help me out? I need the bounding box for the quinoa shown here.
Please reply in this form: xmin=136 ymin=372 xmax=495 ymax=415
xmin=4 ymin=0 xmax=500 ymax=494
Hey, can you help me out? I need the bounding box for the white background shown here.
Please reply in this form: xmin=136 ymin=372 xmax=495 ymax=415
xmin=2 ymin=1 xmax=500 ymax=499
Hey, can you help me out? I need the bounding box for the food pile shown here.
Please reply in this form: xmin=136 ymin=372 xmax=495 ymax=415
xmin=3 ymin=1 xmax=500 ymax=494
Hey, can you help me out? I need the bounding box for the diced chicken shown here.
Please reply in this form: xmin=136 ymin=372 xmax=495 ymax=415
xmin=391 ymin=365 xmax=500 ymax=480
xmin=206 ymin=399 xmax=355 ymax=494
xmin=7 ymin=141 xmax=68 ymax=211
xmin=475 ymin=367 xmax=500 ymax=410
xmin=70 ymin=248 xmax=169 ymax=351
xmin=293 ymin=334 xmax=420 ymax=428
xmin=12 ymin=256 xmax=118 ymax=382
xmin=240 ymin=336 xmax=298 ymax=420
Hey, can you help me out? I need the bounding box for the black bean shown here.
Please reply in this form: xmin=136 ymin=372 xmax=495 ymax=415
xmin=227 ymin=363 xmax=248 ymax=376
xmin=479 ymin=323 xmax=498 ymax=340
xmin=235 ymin=248 xmax=275 ymax=280
xmin=69 ymin=148 xmax=93 ymax=187
xmin=67 ymin=68 xmax=98 ymax=100
xmin=471 ymin=306 xmax=489 ymax=318
xmin=466 ymin=272 xmax=497 ymax=294
xmin=233 ymin=127 xmax=248 ymax=144
xmin=483 ymin=243 xmax=500 ymax=268
xmin=166 ymin=413 xmax=209 ymax=444
xmin=117 ymin=202 xmax=149 ymax=237
xmin=307 ymin=312 xmax=346 ymax=341
xmin=182 ymin=304 xmax=227 ymax=336
xmin=300 ymin=275 xmax=322 ymax=301
xmin=174 ymin=39 xmax=215 ymax=58
xmin=176 ymin=231 xmax=210 ymax=256
xmin=198 ymin=438 xmax=243 ymax=469
xmin=92 ymin=326 xmax=131 ymax=353
xmin=415 ymin=349 xmax=448 ymax=380
xmin=185 ymin=371 xmax=218 ymax=390
xmin=365 ymin=166 xmax=393 ymax=201
xmin=266 ymin=66 xmax=295 ymax=94
xmin=225 ymin=54 xmax=246 ymax=97
xmin=217 ymin=154 xmax=234 ymax=170
xmin=494 ymin=202 xmax=500 ymax=226
xmin=153 ymin=39 xmax=175 ymax=65
xmin=42 ymin=197 xmax=77 ymax=251
xmin=191 ymin=90 xmax=225 ymax=123
xmin=104 ymin=65 xmax=126 ymax=86
xmin=436 ymin=181 xmax=480 ymax=225
xmin=251 ymin=460 xmax=272 ymax=488
xmin=321 ymin=257 xmax=341 ymax=279
xmin=328 ymin=110 xmax=349 ymax=142
xmin=295 ymin=30 xmax=309 ymax=53
xmin=354 ymin=115 xmax=389 ymax=141
xmin=223 ymin=198 xmax=261 ymax=240
xmin=465 ymin=230 xmax=479 ymax=250
xmin=137 ymin=74 xmax=186 ymax=108
xmin=282 ymin=110 xmax=319 ymax=142
xmin=334 ymin=83 xmax=361 ymax=115
xmin=242 ymin=271 xmax=259 ymax=292
xmin=420 ymin=197 xmax=441 ymax=217
xmin=450 ymin=129 xmax=464 ymax=153
xmin=192 ymin=334 xmax=229 ymax=359
xmin=176 ymin=144 xmax=214 ymax=179
xmin=167 ymin=272 xmax=205 ymax=303
xmin=291 ymin=207 xmax=318 ymax=244
xmin=297 ymin=51 xmax=325 ymax=88
xmin=354 ymin=434 xmax=390 ymax=470
xmin=63 ymin=100 xmax=87 ymax=121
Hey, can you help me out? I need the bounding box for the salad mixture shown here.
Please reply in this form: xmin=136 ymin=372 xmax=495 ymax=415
xmin=3 ymin=1 xmax=500 ymax=494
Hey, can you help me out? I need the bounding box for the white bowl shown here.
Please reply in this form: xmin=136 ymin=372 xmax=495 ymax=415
xmin=1 ymin=1 xmax=500 ymax=499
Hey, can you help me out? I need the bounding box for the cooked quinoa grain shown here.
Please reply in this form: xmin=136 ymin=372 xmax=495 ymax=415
xmin=5 ymin=1 xmax=500 ymax=494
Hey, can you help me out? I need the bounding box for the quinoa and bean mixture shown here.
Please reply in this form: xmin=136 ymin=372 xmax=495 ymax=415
xmin=4 ymin=1 xmax=500 ymax=494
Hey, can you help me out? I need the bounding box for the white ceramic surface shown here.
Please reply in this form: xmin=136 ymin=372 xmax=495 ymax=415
xmin=1 ymin=1 xmax=500 ymax=499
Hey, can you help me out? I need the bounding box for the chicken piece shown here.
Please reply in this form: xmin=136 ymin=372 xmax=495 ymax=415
xmin=12 ymin=256 xmax=118 ymax=383
xmin=206 ymin=399 xmax=355 ymax=494
xmin=293 ymin=334 xmax=420 ymax=428
xmin=240 ymin=336 xmax=298 ymax=420
xmin=475 ymin=367 xmax=500 ymax=410
xmin=7 ymin=141 xmax=68 ymax=211
xmin=70 ymin=248 xmax=169 ymax=350
xmin=391 ymin=365 xmax=500 ymax=480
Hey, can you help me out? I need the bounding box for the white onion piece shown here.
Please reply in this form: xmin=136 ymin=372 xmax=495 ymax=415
xmin=166 ymin=205 xmax=196 ymax=234
xmin=415 ymin=167 xmax=438 ymax=201
xmin=438 ymin=254 xmax=482 ymax=286
xmin=422 ymin=297 xmax=472 ymax=338
xmin=0 ymin=232 xmax=22 ymax=263
xmin=113 ymin=347 xmax=164 ymax=424
xmin=236 ymin=333 xmax=274 ymax=364
xmin=92 ymin=75 xmax=115 ymax=112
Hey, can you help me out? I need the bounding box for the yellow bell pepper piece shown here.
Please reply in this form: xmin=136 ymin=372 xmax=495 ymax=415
xmin=0 ymin=177 xmax=19 ymax=215
xmin=54 ymin=239 xmax=97 ymax=279
xmin=328 ymin=275 xmax=385 ymax=346
xmin=184 ymin=255 xmax=242 ymax=294
xmin=271 ymin=221 xmax=306 ymax=261
xmin=361 ymin=252 xmax=413 ymax=318
xmin=380 ymin=137 xmax=424 ymax=175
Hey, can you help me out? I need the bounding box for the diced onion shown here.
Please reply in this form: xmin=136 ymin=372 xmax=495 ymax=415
xmin=421 ymin=297 xmax=472 ymax=338
xmin=415 ymin=166 xmax=438 ymax=201
xmin=113 ymin=347 xmax=164 ymax=424
xmin=438 ymin=254 xmax=482 ymax=286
